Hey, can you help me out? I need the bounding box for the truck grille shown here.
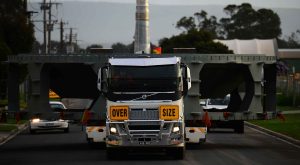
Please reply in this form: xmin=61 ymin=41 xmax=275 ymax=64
xmin=129 ymin=108 xmax=159 ymax=120
xmin=128 ymin=125 xmax=160 ymax=130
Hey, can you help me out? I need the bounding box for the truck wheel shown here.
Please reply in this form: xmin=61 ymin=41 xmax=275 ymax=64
xmin=234 ymin=121 xmax=244 ymax=133
xmin=64 ymin=127 xmax=69 ymax=133
xmin=29 ymin=129 xmax=35 ymax=134
xmin=106 ymin=147 xmax=120 ymax=160
xmin=87 ymin=138 xmax=93 ymax=144
xmin=167 ymin=147 xmax=185 ymax=160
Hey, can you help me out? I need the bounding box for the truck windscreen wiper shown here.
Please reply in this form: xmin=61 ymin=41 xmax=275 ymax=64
xmin=113 ymin=91 xmax=175 ymax=101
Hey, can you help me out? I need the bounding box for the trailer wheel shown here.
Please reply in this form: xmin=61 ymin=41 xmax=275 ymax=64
xmin=106 ymin=147 xmax=122 ymax=160
xmin=106 ymin=148 xmax=114 ymax=160
xmin=234 ymin=120 xmax=244 ymax=133
xmin=167 ymin=147 xmax=185 ymax=160
xmin=64 ymin=127 xmax=69 ymax=133
xmin=29 ymin=129 xmax=35 ymax=134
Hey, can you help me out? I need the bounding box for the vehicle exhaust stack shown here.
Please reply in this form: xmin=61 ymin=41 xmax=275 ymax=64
xmin=134 ymin=0 xmax=150 ymax=54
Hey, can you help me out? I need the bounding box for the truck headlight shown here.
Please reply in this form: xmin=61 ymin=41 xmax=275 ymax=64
xmin=173 ymin=126 xmax=180 ymax=133
xmin=32 ymin=118 xmax=40 ymax=123
xmin=110 ymin=127 xmax=117 ymax=134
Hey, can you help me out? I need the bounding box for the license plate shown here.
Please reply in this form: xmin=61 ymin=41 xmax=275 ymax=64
xmin=110 ymin=106 xmax=129 ymax=120
xmin=159 ymin=105 xmax=179 ymax=120
xmin=45 ymin=123 xmax=54 ymax=127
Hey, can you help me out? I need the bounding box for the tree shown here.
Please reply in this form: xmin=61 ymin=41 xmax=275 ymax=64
xmin=86 ymin=44 xmax=103 ymax=49
xmin=219 ymin=3 xmax=281 ymax=39
xmin=0 ymin=0 xmax=35 ymax=99
xmin=176 ymin=3 xmax=282 ymax=40
xmin=0 ymin=39 xmax=11 ymax=99
xmin=86 ymin=44 xmax=103 ymax=53
xmin=194 ymin=10 xmax=219 ymax=38
xmin=176 ymin=11 xmax=220 ymax=38
xmin=176 ymin=16 xmax=196 ymax=32
xmin=0 ymin=0 xmax=35 ymax=54
xmin=278 ymin=30 xmax=300 ymax=48
xmin=111 ymin=42 xmax=134 ymax=53
xmin=159 ymin=30 xmax=233 ymax=54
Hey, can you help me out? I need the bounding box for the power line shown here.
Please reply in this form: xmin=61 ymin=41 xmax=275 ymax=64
xmin=34 ymin=26 xmax=44 ymax=33
xmin=39 ymin=0 xmax=62 ymax=54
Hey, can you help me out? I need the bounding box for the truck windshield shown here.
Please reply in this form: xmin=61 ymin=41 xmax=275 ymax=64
xmin=107 ymin=64 xmax=182 ymax=101
xmin=109 ymin=64 xmax=179 ymax=92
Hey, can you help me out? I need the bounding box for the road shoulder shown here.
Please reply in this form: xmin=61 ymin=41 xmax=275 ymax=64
xmin=0 ymin=123 xmax=28 ymax=146
xmin=245 ymin=121 xmax=300 ymax=147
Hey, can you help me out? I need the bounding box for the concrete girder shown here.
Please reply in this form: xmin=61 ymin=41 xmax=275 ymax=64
xmin=27 ymin=63 xmax=52 ymax=118
xmin=7 ymin=54 xmax=277 ymax=120
xmin=248 ymin=63 xmax=264 ymax=113
xmin=184 ymin=62 xmax=203 ymax=121
xmin=8 ymin=64 xmax=20 ymax=112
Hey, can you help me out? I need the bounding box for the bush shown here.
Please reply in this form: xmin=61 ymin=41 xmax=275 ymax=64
xmin=0 ymin=99 xmax=8 ymax=107
xmin=277 ymin=94 xmax=300 ymax=106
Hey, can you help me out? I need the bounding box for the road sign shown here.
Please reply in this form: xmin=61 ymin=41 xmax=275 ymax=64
xmin=49 ymin=90 xmax=60 ymax=99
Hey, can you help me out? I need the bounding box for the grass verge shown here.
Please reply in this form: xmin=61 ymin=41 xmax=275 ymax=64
xmin=0 ymin=120 xmax=28 ymax=132
xmin=0 ymin=124 xmax=18 ymax=132
xmin=277 ymin=106 xmax=300 ymax=111
xmin=249 ymin=114 xmax=300 ymax=140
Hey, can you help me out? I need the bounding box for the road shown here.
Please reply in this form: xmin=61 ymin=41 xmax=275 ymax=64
xmin=0 ymin=124 xmax=299 ymax=165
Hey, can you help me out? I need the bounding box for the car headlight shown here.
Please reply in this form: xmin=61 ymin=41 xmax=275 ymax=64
xmin=173 ymin=126 xmax=180 ymax=133
xmin=110 ymin=127 xmax=117 ymax=134
xmin=32 ymin=118 xmax=40 ymax=123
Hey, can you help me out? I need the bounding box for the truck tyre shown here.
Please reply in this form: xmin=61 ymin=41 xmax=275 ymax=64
xmin=29 ymin=129 xmax=35 ymax=134
xmin=167 ymin=147 xmax=185 ymax=160
xmin=64 ymin=126 xmax=69 ymax=133
xmin=106 ymin=147 xmax=121 ymax=160
xmin=234 ymin=121 xmax=244 ymax=133
xmin=87 ymin=138 xmax=93 ymax=144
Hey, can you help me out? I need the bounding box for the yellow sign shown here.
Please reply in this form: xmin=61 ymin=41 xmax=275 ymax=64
xmin=110 ymin=106 xmax=129 ymax=120
xmin=49 ymin=90 xmax=60 ymax=99
xmin=159 ymin=105 xmax=179 ymax=120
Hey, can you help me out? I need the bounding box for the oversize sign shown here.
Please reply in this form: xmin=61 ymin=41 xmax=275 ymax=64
xmin=109 ymin=106 xmax=129 ymax=120
xmin=159 ymin=105 xmax=179 ymax=120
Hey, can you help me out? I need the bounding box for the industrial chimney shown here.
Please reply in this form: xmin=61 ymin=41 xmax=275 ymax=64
xmin=134 ymin=0 xmax=150 ymax=54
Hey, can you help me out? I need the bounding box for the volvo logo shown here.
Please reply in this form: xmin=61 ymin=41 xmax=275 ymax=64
xmin=142 ymin=95 xmax=147 ymax=99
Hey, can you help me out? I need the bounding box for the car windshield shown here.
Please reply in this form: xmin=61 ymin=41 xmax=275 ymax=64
xmin=208 ymin=98 xmax=229 ymax=105
xmin=50 ymin=103 xmax=65 ymax=109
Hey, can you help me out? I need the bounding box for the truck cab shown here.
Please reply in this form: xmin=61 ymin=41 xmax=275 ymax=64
xmin=97 ymin=56 xmax=194 ymax=159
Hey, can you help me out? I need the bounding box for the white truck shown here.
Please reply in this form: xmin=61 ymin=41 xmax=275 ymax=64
xmin=92 ymin=56 xmax=206 ymax=159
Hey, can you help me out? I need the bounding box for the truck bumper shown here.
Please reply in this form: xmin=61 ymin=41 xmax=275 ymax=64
xmin=86 ymin=126 xmax=106 ymax=143
xmin=185 ymin=127 xmax=207 ymax=143
xmin=106 ymin=120 xmax=184 ymax=147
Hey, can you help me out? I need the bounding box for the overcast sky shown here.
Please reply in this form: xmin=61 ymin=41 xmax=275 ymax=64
xmin=30 ymin=0 xmax=300 ymax=9
xmin=29 ymin=0 xmax=300 ymax=47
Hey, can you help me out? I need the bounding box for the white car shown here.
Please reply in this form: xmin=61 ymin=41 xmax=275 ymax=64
xmin=201 ymin=94 xmax=230 ymax=110
xmin=29 ymin=101 xmax=69 ymax=134
xmin=49 ymin=101 xmax=67 ymax=110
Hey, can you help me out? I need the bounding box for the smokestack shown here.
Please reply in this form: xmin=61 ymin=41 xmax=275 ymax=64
xmin=134 ymin=0 xmax=150 ymax=54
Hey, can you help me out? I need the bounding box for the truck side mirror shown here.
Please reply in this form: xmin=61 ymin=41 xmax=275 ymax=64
xmin=97 ymin=67 xmax=108 ymax=94
xmin=181 ymin=64 xmax=192 ymax=96
xmin=186 ymin=67 xmax=192 ymax=90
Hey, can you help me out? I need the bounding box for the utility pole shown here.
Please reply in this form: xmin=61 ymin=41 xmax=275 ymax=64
xmin=59 ymin=19 xmax=68 ymax=54
xmin=23 ymin=0 xmax=38 ymax=24
xmin=69 ymin=28 xmax=73 ymax=44
xmin=65 ymin=28 xmax=78 ymax=54
xmin=41 ymin=0 xmax=48 ymax=54
xmin=48 ymin=0 xmax=52 ymax=54
xmin=40 ymin=0 xmax=61 ymax=54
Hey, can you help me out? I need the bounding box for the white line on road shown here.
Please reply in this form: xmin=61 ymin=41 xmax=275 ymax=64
xmin=246 ymin=125 xmax=300 ymax=149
